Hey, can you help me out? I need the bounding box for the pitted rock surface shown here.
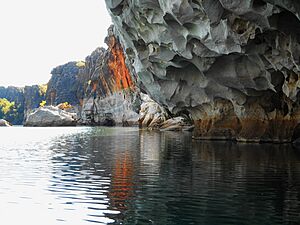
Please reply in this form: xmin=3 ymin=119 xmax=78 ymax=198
xmin=105 ymin=0 xmax=300 ymax=142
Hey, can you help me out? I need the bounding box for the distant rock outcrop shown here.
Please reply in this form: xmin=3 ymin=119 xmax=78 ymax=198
xmin=24 ymin=106 xmax=77 ymax=127
xmin=105 ymin=0 xmax=300 ymax=142
xmin=0 ymin=85 xmax=46 ymax=124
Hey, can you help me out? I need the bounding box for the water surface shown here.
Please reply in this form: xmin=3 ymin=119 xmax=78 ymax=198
xmin=0 ymin=127 xmax=300 ymax=225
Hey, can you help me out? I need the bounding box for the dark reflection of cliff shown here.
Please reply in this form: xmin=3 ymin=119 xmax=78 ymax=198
xmin=189 ymin=141 xmax=300 ymax=225
xmin=128 ymin=131 xmax=300 ymax=225
xmin=46 ymin=128 xmax=300 ymax=225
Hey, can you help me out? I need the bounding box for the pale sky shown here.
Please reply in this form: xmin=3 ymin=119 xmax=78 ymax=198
xmin=0 ymin=0 xmax=112 ymax=87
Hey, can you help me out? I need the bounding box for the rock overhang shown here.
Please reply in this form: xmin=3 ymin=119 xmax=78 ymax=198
xmin=105 ymin=0 xmax=300 ymax=142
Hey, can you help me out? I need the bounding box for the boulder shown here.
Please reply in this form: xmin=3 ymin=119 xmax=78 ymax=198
xmin=24 ymin=106 xmax=77 ymax=127
xmin=160 ymin=117 xmax=193 ymax=131
xmin=139 ymin=93 xmax=169 ymax=128
xmin=0 ymin=119 xmax=12 ymax=127
xmin=139 ymin=95 xmax=193 ymax=130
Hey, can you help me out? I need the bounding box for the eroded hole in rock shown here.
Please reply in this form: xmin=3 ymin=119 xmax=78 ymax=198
xmin=269 ymin=10 xmax=300 ymax=39
xmin=163 ymin=13 xmax=183 ymax=27
xmin=125 ymin=47 xmax=135 ymax=58
xmin=232 ymin=18 xmax=251 ymax=35
xmin=170 ymin=55 xmax=193 ymax=68
xmin=110 ymin=0 xmax=126 ymax=16
xmin=270 ymin=70 xmax=285 ymax=92
xmin=252 ymin=0 xmax=267 ymax=11
xmin=132 ymin=39 xmax=147 ymax=52
xmin=292 ymin=123 xmax=300 ymax=140
xmin=163 ymin=13 xmax=174 ymax=24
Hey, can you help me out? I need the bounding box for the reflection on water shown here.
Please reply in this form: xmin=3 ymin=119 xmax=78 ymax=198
xmin=0 ymin=127 xmax=300 ymax=224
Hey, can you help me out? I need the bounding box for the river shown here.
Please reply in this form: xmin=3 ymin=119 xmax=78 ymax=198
xmin=0 ymin=127 xmax=299 ymax=225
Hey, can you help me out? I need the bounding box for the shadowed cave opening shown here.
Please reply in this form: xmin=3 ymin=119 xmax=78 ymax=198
xmin=252 ymin=0 xmax=268 ymax=11
xmin=268 ymin=9 xmax=300 ymax=41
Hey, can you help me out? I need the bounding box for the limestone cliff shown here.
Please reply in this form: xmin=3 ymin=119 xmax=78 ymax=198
xmin=45 ymin=62 xmax=85 ymax=106
xmin=105 ymin=0 xmax=300 ymax=142
xmin=80 ymin=26 xmax=140 ymax=126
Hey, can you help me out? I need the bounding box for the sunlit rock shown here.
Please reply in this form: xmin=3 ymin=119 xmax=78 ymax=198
xmin=105 ymin=0 xmax=300 ymax=142
xmin=0 ymin=119 xmax=11 ymax=127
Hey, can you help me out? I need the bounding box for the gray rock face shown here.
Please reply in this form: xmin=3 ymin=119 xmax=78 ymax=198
xmin=105 ymin=0 xmax=300 ymax=142
xmin=46 ymin=62 xmax=85 ymax=106
xmin=24 ymin=106 xmax=77 ymax=127
xmin=81 ymin=90 xmax=140 ymax=126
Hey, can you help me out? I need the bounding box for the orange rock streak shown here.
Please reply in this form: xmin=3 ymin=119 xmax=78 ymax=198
xmin=108 ymin=36 xmax=134 ymax=92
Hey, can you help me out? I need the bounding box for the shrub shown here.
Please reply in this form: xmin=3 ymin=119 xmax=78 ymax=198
xmin=39 ymin=100 xmax=47 ymax=107
xmin=76 ymin=61 xmax=86 ymax=68
xmin=58 ymin=102 xmax=72 ymax=110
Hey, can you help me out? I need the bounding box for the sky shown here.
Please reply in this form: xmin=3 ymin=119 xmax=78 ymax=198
xmin=0 ymin=0 xmax=112 ymax=87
